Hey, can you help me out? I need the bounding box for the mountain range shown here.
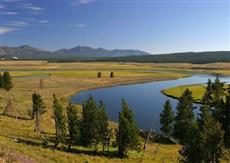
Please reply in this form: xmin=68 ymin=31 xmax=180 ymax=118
xmin=0 ymin=45 xmax=150 ymax=60
xmin=0 ymin=45 xmax=229 ymax=63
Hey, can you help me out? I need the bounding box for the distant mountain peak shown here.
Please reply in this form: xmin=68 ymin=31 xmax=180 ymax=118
xmin=55 ymin=45 xmax=151 ymax=57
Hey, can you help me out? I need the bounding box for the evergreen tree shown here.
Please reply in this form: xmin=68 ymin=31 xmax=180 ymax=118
xmin=212 ymin=76 xmax=225 ymax=104
xmin=2 ymin=71 xmax=13 ymax=91
xmin=66 ymin=102 xmax=81 ymax=150
xmin=0 ymin=73 xmax=3 ymax=89
xmin=205 ymin=123 xmax=225 ymax=162
xmin=94 ymin=101 xmax=108 ymax=151
xmin=52 ymin=94 xmax=67 ymax=147
xmin=173 ymin=89 xmax=195 ymax=144
xmin=118 ymin=99 xmax=140 ymax=158
xmin=110 ymin=72 xmax=114 ymax=78
xmin=180 ymin=105 xmax=225 ymax=163
xmin=160 ymin=99 xmax=174 ymax=136
xmin=80 ymin=95 xmax=98 ymax=146
xmin=202 ymin=110 xmax=225 ymax=163
xmin=179 ymin=121 xmax=204 ymax=163
xmin=32 ymin=92 xmax=46 ymax=137
xmin=201 ymin=78 xmax=213 ymax=105
xmin=223 ymin=87 xmax=230 ymax=147
xmin=198 ymin=104 xmax=212 ymax=130
xmin=97 ymin=72 xmax=102 ymax=78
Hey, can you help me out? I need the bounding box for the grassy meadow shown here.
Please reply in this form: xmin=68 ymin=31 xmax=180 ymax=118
xmin=0 ymin=61 xmax=230 ymax=162
xmin=163 ymin=84 xmax=229 ymax=103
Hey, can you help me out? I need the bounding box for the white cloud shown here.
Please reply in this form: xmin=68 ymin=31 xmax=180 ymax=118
xmin=9 ymin=21 xmax=28 ymax=27
xmin=18 ymin=3 xmax=43 ymax=11
xmin=39 ymin=20 xmax=48 ymax=23
xmin=0 ymin=27 xmax=17 ymax=34
xmin=71 ymin=0 xmax=94 ymax=6
xmin=3 ymin=12 xmax=18 ymax=15
xmin=76 ymin=24 xmax=88 ymax=28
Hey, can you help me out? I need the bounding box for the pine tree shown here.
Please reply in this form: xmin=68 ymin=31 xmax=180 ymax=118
xmin=52 ymin=94 xmax=67 ymax=147
xmin=97 ymin=72 xmax=102 ymax=78
xmin=94 ymin=101 xmax=108 ymax=151
xmin=110 ymin=72 xmax=114 ymax=78
xmin=200 ymin=107 xmax=224 ymax=162
xmin=223 ymin=87 xmax=230 ymax=147
xmin=198 ymin=104 xmax=212 ymax=130
xmin=173 ymin=89 xmax=195 ymax=144
xmin=179 ymin=121 xmax=204 ymax=163
xmin=180 ymin=105 xmax=225 ymax=163
xmin=80 ymin=95 xmax=97 ymax=146
xmin=66 ymin=102 xmax=81 ymax=150
xmin=212 ymin=76 xmax=225 ymax=104
xmin=203 ymin=116 xmax=225 ymax=162
xmin=0 ymin=73 xmax=3 ymax=89
xmin=160 ymin=99 xmax=174 ymax=136
xmin=201 ymin=78 xmax=213 ymax=105
xmin=32 ymin=92 xmax=46 ymax=137
xmin=2 ymin=71 xmax=13 ymax=91
xmin=118 ymin=99 xmax=140 ymax=158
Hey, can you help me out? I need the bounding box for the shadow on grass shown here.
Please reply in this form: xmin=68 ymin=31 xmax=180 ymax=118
xmin=14 ymin=137 xmax=119 ymax=158
xmin=0 ymin=113 xmax=31 ymax=120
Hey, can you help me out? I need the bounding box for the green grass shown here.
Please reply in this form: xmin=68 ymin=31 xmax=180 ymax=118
xmin=163 ymin=84 xmax=229 ymax=103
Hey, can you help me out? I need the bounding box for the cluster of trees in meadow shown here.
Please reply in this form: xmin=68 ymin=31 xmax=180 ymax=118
xmin=97 ymin=72 xmax=114 ymax=78
xmin=160 ymin=77 xmax=230 ymax=162
xmin=32 ymin=92 xmax=140 ymax=157
xmin=0 ymin=71 xmax=13 ymax=91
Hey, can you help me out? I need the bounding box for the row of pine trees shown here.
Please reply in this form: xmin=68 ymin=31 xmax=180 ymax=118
xmin=160 ymin=76 xmax=230 ymax=162
xmin=32 ymin=92 xmax=140 ymax=157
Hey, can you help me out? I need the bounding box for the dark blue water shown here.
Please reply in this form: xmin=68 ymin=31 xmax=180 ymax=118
xmin=71 ymin=74 xmax=230 ymax=131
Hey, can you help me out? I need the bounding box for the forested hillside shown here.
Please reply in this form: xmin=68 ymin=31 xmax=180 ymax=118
xmin=97 ymin=51 xmax=230 ymax=64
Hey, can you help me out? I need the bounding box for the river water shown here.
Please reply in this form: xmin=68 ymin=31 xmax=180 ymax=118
xmin=71 ymin=74 xmax=230 ymax=131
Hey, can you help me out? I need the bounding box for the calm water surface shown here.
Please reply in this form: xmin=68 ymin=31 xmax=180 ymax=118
xmin=71 ymin=74 xmax=230 ymax=131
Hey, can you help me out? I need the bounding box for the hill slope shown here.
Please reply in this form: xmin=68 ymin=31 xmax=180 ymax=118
xmin=96 ymin=51 xmax=230 ymax=64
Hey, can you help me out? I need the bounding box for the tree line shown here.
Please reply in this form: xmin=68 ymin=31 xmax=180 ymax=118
xmin=32 ymin=92 xmax=140 ymax=157
xmin=96 ymin=51 xmax=230 ymax=64
xmin=160 ymin=76 xmax=230 ymax=162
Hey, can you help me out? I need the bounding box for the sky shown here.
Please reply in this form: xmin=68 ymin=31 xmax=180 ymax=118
xmin=0 ymin=0 xmax=229 ymax=54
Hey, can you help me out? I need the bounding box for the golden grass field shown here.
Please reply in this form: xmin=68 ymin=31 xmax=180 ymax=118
xmin=0 ymin=61 xmax=229 ymax=162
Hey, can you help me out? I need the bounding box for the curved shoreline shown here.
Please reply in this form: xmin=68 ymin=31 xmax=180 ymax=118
xmin=161 ymin=89 xmax=203 ymax=104
xmin=68 ymin=75 xmax=191 ymax=103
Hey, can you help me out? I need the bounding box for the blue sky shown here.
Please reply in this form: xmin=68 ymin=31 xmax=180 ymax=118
xmin=0 ymin=0 xmax=229 ymax=54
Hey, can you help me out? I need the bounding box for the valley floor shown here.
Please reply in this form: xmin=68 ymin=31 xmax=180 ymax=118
xmin=0 ymin=61 xmax=229 ymax=162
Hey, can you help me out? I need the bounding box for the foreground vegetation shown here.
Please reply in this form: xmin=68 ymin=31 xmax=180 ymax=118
xmin=0 ymin=61 xmax=229 ymax=162
xmin=160 ymin=77 xmax=230 ymax=162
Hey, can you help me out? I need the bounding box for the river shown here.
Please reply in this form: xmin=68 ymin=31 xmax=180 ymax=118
xmin=71 ymin=74 xmax=230 ymax=131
